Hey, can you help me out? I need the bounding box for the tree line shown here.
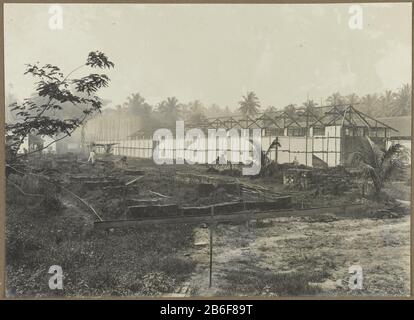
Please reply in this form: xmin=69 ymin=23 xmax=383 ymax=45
xmin=5 ymin=48 xmax=410 ymax=147
xmin=101 ymin=83 xmax=411 ymax=132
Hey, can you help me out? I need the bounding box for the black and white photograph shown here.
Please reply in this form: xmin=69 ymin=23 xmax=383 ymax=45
xmin=3 ymin=2 xmax=412 ymax=298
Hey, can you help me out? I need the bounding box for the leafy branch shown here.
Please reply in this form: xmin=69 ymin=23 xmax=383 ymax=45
xmin=6 ymin=51 xmax=115 ymax=163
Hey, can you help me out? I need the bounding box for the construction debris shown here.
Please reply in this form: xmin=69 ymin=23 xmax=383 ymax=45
xmin=125 ymin=176 xmax=144 ymax=186
xmin=149 ymin=190 xmax=172 ymax=198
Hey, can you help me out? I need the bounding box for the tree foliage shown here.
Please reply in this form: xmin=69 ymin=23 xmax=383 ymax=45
xmin=351 ymin=137 xmax=408 ymax=195
xmin=6 ymin=51 xmax=114 ymax=163
xmin=238 ymin=91 xmax=261 ymax=118
xmin=74 ymin=83 xmax=410 ymax=141
xmin=155 ymin=97 xmax=182 ymax=128
xmin=325 ymin=84 xmax=411 ymax=117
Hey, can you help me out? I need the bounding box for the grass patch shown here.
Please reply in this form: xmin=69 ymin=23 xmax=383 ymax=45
xmin=219 ymin=264 xmax=327 ymax=296
xmin=6 ymin=201 xmax=196 ymax=297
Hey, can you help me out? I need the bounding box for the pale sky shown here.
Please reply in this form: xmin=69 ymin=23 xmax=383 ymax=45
xmin=4 ymin=3 xmax=412 ymax=110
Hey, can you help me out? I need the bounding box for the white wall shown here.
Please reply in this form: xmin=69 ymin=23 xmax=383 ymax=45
xmin=17 ymin=136 xmax=57 ymax=154
xmin=96 ymin=125 xmax=343 ymax=167
xmin=17 ymin=137 xmax=29 ymax=154
xmin=312 ymin=126 xmax=341 ymax=167
xmin=42 ymin=136 xmax=57 ymax=154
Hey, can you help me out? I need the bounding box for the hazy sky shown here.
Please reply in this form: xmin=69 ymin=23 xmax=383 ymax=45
xmin=4 ymin=3 xmax=412 ymax=110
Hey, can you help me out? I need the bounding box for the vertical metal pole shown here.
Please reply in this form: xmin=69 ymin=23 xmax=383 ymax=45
xmin=209 ymin=206 xmax=214 ymax=288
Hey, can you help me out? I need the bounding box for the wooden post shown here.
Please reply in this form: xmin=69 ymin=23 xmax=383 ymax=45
xmin=326 ymin=132 xmax=329 ymax=166
xmin=335 ymin=125 xmax=337 ymax=166
xmin=275 ymin=139 xmax=278 ymax=164
xmin=288 ymin=136 xmax=291 ymax=163
xmin=209 ymin=206 xmax=214 ymax=288
xmin=243 ymin=199 xmax=250 ymax=231
xmin=311 ymin=136 xmax=314 ymax=167
xmin=305 ymin=110 xmax=308 ymax=166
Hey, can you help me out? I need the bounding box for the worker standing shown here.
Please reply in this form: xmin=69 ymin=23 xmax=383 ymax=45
xmin=88 ymin=149 xmax=96 ymax=165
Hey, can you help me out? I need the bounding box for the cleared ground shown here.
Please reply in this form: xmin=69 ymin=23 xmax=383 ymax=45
xmin=5 ymin=156 xmax=411 ymax=297
xmin=187 ymin=215 xmax=410 ymax=296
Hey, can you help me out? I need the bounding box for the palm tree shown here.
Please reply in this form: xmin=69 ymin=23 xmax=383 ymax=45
xmin=238 ymin=91 xmax=260 ymax=118
xmin=326 ymin=92 xmax=345 ymax=106
xmin=158 ymin=97 xmax=181 ymax=121
xmin=188 ymin=112 xmax=207 ymax=124
xmin=123 ymin=93 xmax=155 ymax=132
xmin=223 ymin=106 xmax=232 ymax=117
xmin=206 ymin=103 xmax=221 ymax=117
xmin=125 ymin=93 xmax=152 ymax=117
xmin=266 ymin=137 xmax=281 ymax=162
xmin=299 ymin=99 xmax=322 ymax=121
xmin=346 ymin=93 xmax=360 ymax=106
xmin=283 ymin=104 xmax=297 ymax=117
xmin=392 ymin=84 xmax=411 ymax=116
xmin=259 ymin=137 xmax=282 ymax=176
xmin=189 ymin=100 xmax=205 ymax=114
xmin=351 ymin=136 xmax=406 ymax=196
xmin=379 ymin=90 xmax=396 ymax=116
xmin=301 ymin=99 xmax=318 ymax=110
xmin=186 ymin=100 xmax=207 ymax=124
xmin=300 ymin=100 xmax=319 ymax=115
xmin=360 ymin=94 xmax=378 ymax=116
xmin=265 ymin=106 xmax=278 ymax=114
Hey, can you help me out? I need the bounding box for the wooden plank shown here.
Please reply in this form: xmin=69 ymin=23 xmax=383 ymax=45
xmin=94 ymin=204 xmax=369 ymax=230
xmin=125 ymin=176 xmax=143 ymax=186
xmin=209 ymin=206 xmax=214 ymax=288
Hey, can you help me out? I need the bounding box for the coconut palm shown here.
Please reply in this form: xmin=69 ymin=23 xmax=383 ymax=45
xmin=186 ymin=100 xmax=207 ymax=124
xmin=188 ymin=100 xmax=205 ymax=115
xmin=124 ymin=93 xmax=153 ymax=130
xmin=125 ymin=93 xmax=152 ymax=116
xmin=283 ymin=104 xmax=297 ymax=117
xmin=265 ymin=106 xmax=278 ymax=114
xmin=326 ymin=92 xmax=345 ymax=106
xmin=238 ymin=91 xmax=261 ymax=118
xmin=157 ymin=97 xmax=181 ymax=126
xmin=206 ymin=104 xmax=221 ymax=117
xmin=391 ymin=84 xmax=411 ymax=116
xmin=265 ymin=137 xmax=281 ymax=161
xmin=379 ymin=90 xmax=396 ymax=116
xmin=259 ymin=137 xmax=282 ymax=176
xmin=302 ymin=99 xmax=318 ymax=109
xmin=346 ymin=93 xmax=360 ymax=106
xmin=300 ymin=100 xmax=319 ymax=116
xmin=351 ymin=136 xmax=406 ymax=196
xmin=293 ymin=100 xmax=320 ymax=125
xmin=360 ymin=94 xmax=378 ymax=116
xmin=223 ymin=106 xmax=232 ymax=117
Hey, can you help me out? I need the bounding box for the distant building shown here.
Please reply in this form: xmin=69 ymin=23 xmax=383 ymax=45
xmin=56 ymin=134 xmax=83 ymax=154
xmin=18 ymin=134 xmax=56 ymax=154
xmin=97 ymin=105 xmax=402 ymax=168
xmin=379 ymin=116 xmax=411 ymax=163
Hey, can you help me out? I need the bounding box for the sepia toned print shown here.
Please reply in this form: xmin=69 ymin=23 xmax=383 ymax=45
xmin=3 ymin=3 xmax=412 ymax=297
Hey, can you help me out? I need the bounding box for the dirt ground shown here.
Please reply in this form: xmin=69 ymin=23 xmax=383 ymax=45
xmin=5 ymin=155 xmax=411 ymax=297
xmin=186 ymin=215 xmax=410 ymax=296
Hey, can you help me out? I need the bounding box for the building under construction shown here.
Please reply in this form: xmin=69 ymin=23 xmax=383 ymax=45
xmin=93 ymin=104 xmax=398 ymax=168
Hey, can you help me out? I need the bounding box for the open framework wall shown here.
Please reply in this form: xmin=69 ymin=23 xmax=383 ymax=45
xmin=262 ymin=126 xmax=341 ymax=167
xmin=95 ymin=125 xmax=342 ymax=167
